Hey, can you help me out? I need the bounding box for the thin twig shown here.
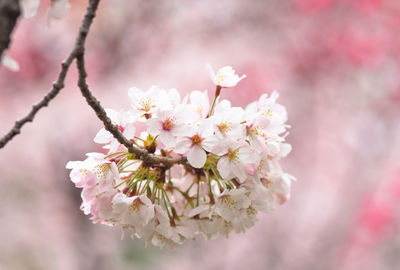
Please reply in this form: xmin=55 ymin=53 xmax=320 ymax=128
xmin=0 ymin=0 xmax=100 ymax=149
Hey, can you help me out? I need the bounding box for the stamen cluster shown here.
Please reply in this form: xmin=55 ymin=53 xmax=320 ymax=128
xmin=66 ymin=64 xmax=295 ymax=249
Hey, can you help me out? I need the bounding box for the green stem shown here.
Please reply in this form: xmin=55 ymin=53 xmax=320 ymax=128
xmin=104 ymin=151 xmax=127 ymax=159
xmin=207 ymin=85 xmax=222 ymax=117
xmin=162 ymin=189 xmax=172 ymax=220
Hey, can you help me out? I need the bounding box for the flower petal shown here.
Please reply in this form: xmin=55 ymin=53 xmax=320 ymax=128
xmin=146 ymin=118 xmax=162 ymax=136
xmin=187 ymin=145 xmax=206 ymax=168
xmin=94 ymin=128 xmax=113 ymax=144
xmin=159 ymin=132 xmax=176 ymax=148
xmin=217 ymin=156 xmax=231 ymax=179
xmin=175 ymin=138 xmax=192 ymax=154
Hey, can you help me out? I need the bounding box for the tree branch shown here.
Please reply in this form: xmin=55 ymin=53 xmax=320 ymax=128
xmin=0 ymin=0 xmax=20 ymax=60
xmin=75 ymin=53 xmax=188 ymax=168
xmin=0 ymin=0 xmax=100 ymax=149
xmin=1 ymin=0 xmax=189 ymax=169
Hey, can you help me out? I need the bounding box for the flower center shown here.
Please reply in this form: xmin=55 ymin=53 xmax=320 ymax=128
xmin=190 ymin=134 xmax=202 ymax=145
xmin=262 ymin=108 xmax=273 ymax=118
xmin=217 ymin=121 xmax=232 ymax=135
xmin=79 ymin=168 xmax=88 ymax=176
xmin=162 ymin=117 xmax=175 ymax=131
xmin=227 ymin=148 xmax=240 ymax=163
xmin=93 ymin=164 xmax=109 ymax=179
xmin=140 ymin=97 xmax=153 ymax=112
xmin=221 ymin=195 xmax=237 ymax=209
xmin=130 ymin=199 xmax=141 ymax=213
xmin=216 ymin=73 xmax=226 ymax=85
xmin=118 ymin=125 xmax=125 ymax=133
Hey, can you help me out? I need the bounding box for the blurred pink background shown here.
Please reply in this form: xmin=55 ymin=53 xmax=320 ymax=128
xmin=1 ymin=0 xmax=400 ymax=269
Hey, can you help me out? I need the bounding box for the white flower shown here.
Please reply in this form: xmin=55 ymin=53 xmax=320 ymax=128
xmin=175 ymin=121 xmax=215 ymax=168
xmin=188 ymin=90 xmax=210 ymax=119
xmin=66 ymin=153 xmax=118 ymax=189
xmin=112 ymin=193 xmax=155 ymax=228
xmin=209 ymin=102 xmax=245 ymax=141
xmin=146 ymin=108 xmax=189 ymax=148
xmin=149 ymin=206 xmax=181 ymax=249
xmin=94 ymin=109 xmax=136 ymax=153
xmin=213 ymin=139 xmax=255 ymax=182
xmin=257 ymin=91 xmax=288 ymax=135
xmin=158 ymin=88 xmax=182 ymax=110
xmin=206 ymin=63 xmax=246 ymax=87
xmin=215 ymin=188 xmax=251 ymax=222
xmin=128 ymin=86 xmax=162 ymax=120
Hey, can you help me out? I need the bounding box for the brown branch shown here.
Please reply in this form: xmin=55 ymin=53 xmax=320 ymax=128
xmin=0 ymin=0 xmax=100 ymax=149
xmin=1 ymin=0 xmax=189 ymax=169
xmin=0 ymin=0 xmax=20 ymax=61
xmin=75 ymin=53 xmax=188 ymax=168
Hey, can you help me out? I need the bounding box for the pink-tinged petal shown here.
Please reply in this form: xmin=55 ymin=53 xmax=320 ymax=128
xmin=188 ymin=205 xmax=210 ymax=217
xmin=172 ymin=123 xmax=190 ymax=136
xmin=146 ymin=118 xmax=162 ymax=136
xmin=139 ymin=194 xmax=153 ymax=207
xmin=159 ymin=132 xmax=176 ymax=148
xmin=188 ymin=145 xmax=207 ymax=168
xmin=123 ymin=124 xmax=136 ymax=140
xmin=175 ymin=138 xmax=192 ymax=154
xmin=239 ymin=147 xmax=256 ymax=163
xmin=94 ymin=128 xmax=113 ymax=144
xmin=217 ymin=157 xmax=231 ymax=179
xmin=201 ymin=136 xmax=217 ymax=153
xmin=248 ymin=134 xmax=263 ymax=151
xmin=231 ymin=163 xmax=248 ymax=183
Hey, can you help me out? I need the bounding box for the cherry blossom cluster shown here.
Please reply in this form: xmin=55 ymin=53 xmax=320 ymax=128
xmin=66 ymin=64 xmax=295 ymax=249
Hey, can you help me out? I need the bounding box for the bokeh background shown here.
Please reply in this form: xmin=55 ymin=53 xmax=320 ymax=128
xmin=1 ymin=0 xmax=400 ymax=269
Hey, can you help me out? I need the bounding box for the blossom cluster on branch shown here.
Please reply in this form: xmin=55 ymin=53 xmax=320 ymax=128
xmin=66 ymin=64 xmax=295 ymax=249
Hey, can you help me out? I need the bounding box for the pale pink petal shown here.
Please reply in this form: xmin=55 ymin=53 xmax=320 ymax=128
xmin=94 ymin=128 xmax=113 ymax=144
xmin=123 ymin=124 xmax=136 ymax=140
xmin=146 ymin=118 xmax=162 ymax=136
xmin=217 ymin=156 xmax=231 ymax=179
xmin=201 ymin=137 xmax=216 ymax=153
xmin=159 ymin=132 xmax=176 ymax=148
xmin=187 ymin=145 xmax=206 ymax=168
xmin=175 ymin=138 xmax=192 ymax=154
xmin=231 ymin=163 xmax=248 ymax=183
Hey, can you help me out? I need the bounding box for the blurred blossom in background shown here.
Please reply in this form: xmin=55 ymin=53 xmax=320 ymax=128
xmin=1 ymin=0 xmax=400 ymax=269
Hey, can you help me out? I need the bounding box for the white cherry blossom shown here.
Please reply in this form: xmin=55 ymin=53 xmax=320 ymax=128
xmin=94 ymin=109 xmax=136 ymax=153
xmin=206 ymin=63 xmax=246 ymax=88
xmin=213 ymin=139 xmax=255 ymax=182
xmin=67 ymin=64 xmax=294 ymax=249
xmin=146 ymin=107 xmax=189 ymax=148
xmin=175 ymin=122 xmax=215 ymax=168
xmin=128 ymin=86 xmax=162 ymax=120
